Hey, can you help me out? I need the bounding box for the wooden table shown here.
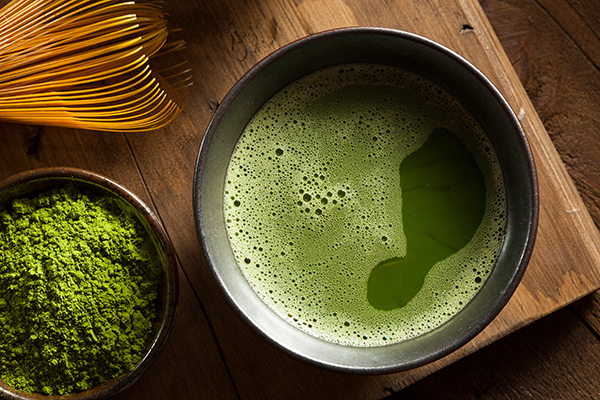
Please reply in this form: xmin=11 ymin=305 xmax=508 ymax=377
xmin=2 ymin=0 xmax=600 ymax=398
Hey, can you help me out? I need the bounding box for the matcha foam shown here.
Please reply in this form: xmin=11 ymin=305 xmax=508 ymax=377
xmin=224 ymin=64 xmax=506 ymax=347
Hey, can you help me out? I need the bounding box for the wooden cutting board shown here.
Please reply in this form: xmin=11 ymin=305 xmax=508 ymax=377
xmin=156 ymin=0 xmax=600 ymax=397
xmin=1 ymin=0 xmax=599 ymax=399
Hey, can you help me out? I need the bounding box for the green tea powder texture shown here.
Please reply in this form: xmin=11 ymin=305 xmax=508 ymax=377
xmin=0 ymin=184 xmax=162 ymax=395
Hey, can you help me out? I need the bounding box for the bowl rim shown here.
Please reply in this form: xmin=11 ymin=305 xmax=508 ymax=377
xmin=0 ymin=167 xmax=179 ymax=399
xmin=194 ymin=26 xmax=539 ymax=374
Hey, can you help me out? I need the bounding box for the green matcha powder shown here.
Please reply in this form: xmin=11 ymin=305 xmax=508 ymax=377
xmin=0 ymin=184 xmax=162 ymax=395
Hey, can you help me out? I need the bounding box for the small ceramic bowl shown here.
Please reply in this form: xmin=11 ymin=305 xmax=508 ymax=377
xmin=0 ymin=167 xmax=179 ymax=399
xmin=193 ymin=27 xmax=538 ymax=373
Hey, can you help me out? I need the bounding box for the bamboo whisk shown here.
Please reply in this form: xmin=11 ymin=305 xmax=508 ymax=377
xmin=0 ymin=0 xmax=191 ymax=132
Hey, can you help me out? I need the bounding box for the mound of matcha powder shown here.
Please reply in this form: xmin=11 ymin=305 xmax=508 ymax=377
xmin=0 ymin=184 xmax=162 ymax=395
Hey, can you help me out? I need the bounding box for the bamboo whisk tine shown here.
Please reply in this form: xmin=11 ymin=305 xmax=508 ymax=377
xmin=0 ymin=0 xmax=191 ymax=132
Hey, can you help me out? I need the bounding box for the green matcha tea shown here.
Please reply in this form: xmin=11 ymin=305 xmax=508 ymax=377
xmin=224 ymin=64 xmax=506 ymax=347
xmin=367 ymin=127 xmax=487 ymax=310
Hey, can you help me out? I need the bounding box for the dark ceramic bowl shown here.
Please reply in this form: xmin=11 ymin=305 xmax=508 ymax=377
xmin=193 ymin=27 xmax=538 ymax=373
xmin=0 ymin=167 xmax=179 ymax=399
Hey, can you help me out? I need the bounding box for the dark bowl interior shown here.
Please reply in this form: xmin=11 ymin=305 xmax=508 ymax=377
xmin=0 ymin=167 xmax=179 ymax=399
xmin=193 ymin=27 xmax=538 ymax=373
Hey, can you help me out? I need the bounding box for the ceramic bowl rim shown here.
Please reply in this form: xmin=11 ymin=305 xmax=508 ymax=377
xmin=193 ymin=27 xmax=539 ymax=374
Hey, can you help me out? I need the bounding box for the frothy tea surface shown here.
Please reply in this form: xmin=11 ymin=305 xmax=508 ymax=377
xmin=224 ymin=64 xmax=506 ymax=347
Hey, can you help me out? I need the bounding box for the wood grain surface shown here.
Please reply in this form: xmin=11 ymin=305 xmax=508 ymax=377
xmin=394 ymin=0 xmax=600 ymax=398
xmin=1 ymin=0 xmax=600 ymax=399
